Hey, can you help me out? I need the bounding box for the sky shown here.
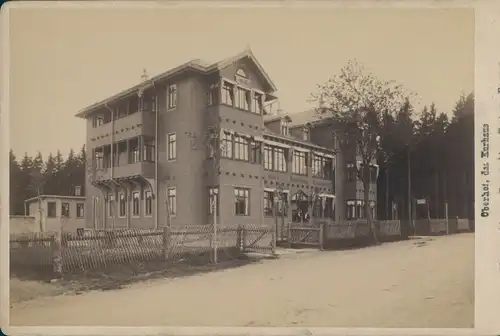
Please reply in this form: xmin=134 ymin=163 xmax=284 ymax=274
xmin=8 ymin=5 xmax=474 ymax=158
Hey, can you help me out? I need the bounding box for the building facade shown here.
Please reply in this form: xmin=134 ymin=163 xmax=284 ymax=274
xmin=75 ymin=49 xmax=377 ymax=230
xmin=24 ymin=195 xmax=86 ymax=233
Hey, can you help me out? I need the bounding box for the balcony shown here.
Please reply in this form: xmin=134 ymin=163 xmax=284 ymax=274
xmin=94 ymin=161 xmax=155 ymax=182
xmin=89 ymin=110 xmax=156 ymax=147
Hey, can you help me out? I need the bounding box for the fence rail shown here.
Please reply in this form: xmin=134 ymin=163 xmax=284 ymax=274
xmin=10 ymin=224 xmax=275 ymax=277
xmin=285 ymin=218 xmax=472 ymax=249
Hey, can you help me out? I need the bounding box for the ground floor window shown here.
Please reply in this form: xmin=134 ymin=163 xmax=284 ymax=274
xmin=47 ymin=202 xmax=56 ymax=218
xmin=132 ymin=191 xmax=140 ymax=216
xmin=234 ymin=187 xmax=249 ymax=216
xmin=119 ymin=193 xmax=126 ymax=217
xmin=61 ymin=202 xmax=70 ymax=218
xmin=76 ymin=203 xmax=84 ymax=218
xmin=167 ymin=187 xmax=177 ymax=215
xmin=108 ymin=193 xmax=115 ymax=217
xmin=263 ymin=191 xmax=274 ymax=217
xmin=144 ymin=190 xmax=153 ymax=216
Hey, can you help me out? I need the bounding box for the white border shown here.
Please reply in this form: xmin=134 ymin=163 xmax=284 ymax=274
xmin=2 ymin=1 xmax=499 ymax=335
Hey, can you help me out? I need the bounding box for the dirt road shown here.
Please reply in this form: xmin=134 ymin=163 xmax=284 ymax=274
xmin=9 ymin=233 xmax=474 ymax=328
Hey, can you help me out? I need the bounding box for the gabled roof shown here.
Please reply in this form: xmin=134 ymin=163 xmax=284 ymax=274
xmin=263 ymin=114 xmax=292 ymax=124
xmin=206 ymin=48 xmax=277 ymax=92
xmin=75 ymin=48 xmax=277 ymax=119
xmin=288 ymin=108 xmax=323 ymax=128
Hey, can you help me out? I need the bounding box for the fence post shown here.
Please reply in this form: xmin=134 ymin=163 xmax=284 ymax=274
xmin=241 ymin=225 xmax=247 ymax=253
xmin=52 ymin=231 xmax=63 ymax=279
xmin=319 ymin=222 xmax=325 ymax=250
xmin=236 ymin=225 xmax=242 ymax=252
xmin=162 ymin=226 xmax=170 ymax=261
xmin=287 ymin=221 xmax=292 ymax=248
xmin=271 ymin=226 xmax=276 ymax=254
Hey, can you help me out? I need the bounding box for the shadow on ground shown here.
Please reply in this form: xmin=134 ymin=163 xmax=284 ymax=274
xmin=11 ymin=251 xmax=276 ymax=303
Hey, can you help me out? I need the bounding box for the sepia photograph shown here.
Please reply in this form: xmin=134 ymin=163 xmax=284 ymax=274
xmin=4 ymin=2 xmax=476 ymax=331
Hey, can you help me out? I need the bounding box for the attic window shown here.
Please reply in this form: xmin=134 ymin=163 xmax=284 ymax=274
xmin=302 ymin=128 xmax=310 ymax=141
xmin=236 ymin=69 xmax=248 ymax=78
xmin=281 ymin=120 xmax=289 ymax=136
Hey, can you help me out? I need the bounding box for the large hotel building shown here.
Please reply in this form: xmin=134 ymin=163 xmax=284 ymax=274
xmin=75 ymin=49 xmax=377 ymax=230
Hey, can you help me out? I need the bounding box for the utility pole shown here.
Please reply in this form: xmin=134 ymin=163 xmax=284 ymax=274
xmin=407 ymin=145 xmax=412 ymax=234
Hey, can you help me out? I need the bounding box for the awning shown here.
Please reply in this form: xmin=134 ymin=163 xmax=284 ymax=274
xmin=253 ymin=135 xmax=265 ymax=142
xmin=319 ymin=193 xmax=335 ymax=199
xmin=293 ymin=146 xmax=309 ymax=153
xmin=314 ymin=151 xmax=335 ymax=159
xmin=264 ymin=140 xmax=291 ymax=149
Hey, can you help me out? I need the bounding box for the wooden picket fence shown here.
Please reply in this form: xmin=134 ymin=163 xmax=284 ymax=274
xmin=10 ymin=224 xmax=275 ymax=277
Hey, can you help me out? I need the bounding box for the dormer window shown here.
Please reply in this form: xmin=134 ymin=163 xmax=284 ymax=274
xmin=281 ymin=120 xmax=289 ymax=136
xmin=302 ymin=127 xmax=310 ymax=141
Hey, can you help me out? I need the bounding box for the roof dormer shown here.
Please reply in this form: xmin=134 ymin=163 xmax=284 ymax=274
xmin=280 ymin=118 xmax=290 ymax=136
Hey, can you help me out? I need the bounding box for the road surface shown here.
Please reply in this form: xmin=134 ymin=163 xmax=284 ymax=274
xmin=9 ymin=233 xmax=474 ymax=328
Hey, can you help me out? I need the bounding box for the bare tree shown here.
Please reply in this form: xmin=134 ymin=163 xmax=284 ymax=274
xmin=187 ymin=124 xmax=222 ymax=263
xmin=311 ymin=60 xmax=411 ymax=243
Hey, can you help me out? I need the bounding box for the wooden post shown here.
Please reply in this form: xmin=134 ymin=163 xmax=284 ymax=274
xmin=52 ymin=231 xmax=63 ymax=279
xmin=445 ymin=202 xmax=449 ymax=235
xmin=271 ymin=226 xmax=276 ymax=254
xmin=241 ymin=225 xmax=247 ymax=253
xmin=319 ymin=222 xmax=325 ymax=250
xmin=236 ymin=225 xmax=242 ymax=252
xmin=162 ymin=226 xmax=170 ymax=261
xmin=287 ymin=221 xmax=292 ymax=248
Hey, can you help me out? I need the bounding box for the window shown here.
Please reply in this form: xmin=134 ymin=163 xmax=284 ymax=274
xmin=94 ymin=149 xmax=104 ymax=169
xmin=143 ymin=138 xmax=155 ymax=162
xmin=221 ymin=81 xmax=234 ymax=106
xmin=92 ymin=115 xmax=104 ymax=127
xmin=302 ymin=128 xmax=309 ymax=141
xmin=130 ymin=139 xmax=140 ymax=164
xmin=108 ymin=193 xmax=115 ymax=217
xmin=233 ymin=135 xmax=249 ymax=161
xmin=263 ymin=191 xmax=274 ymax=217
xmin=273 ymin=148 xmax=287 ymax=172
xmin=119 ymin=193 xmax=126 ymax=217
xmin=208 ymin=84 xmax=219 ymax=106
xmin=144 ymin=190 xmax=153 ymax=216
xmin=132 ymin=191 xmax=140 ymax=216
xmin=220 ymin=132 xmax=233 ymax=158
xmin=235 ymin=87 xmax=250 ymax=110
xmin=47 ymin=202 xmax=56 ymax=218
xmin=292 ymin=151 xmax=307 ymax=175
xmin=346 ymin=163 xmax=357 ymax=181
xmin=346 ymin=202 xmax=356 ymax=219
xmin=76 ymin=203 xmax=84 ymax=218
xmin=313 ymin=155 xmax=332 ymax=179
xmin=250 ymin=141 xmax=261 ymax=164
xmin=61 ymin=202 xmax=70 ymax=218
xmin=208 ymin=187 xmax=219 ymax=215
xmin=323 ymin=198 xmax=334 ymax=218
xmin=167 ymin=84 xmax=177 ymax=110
xmin=252 ymin=92 xmax=263 ymax=114
xmin=234 ymin=188 xmax=249 ymax=216
xmin=263 ymin=145 xmax=273 ymax=170
xmin=263 ymin=146 xmax=287 ymax=172
xmin=167 ymin=133 xmax=176 ymax=160
xmin=167 ymin=188 xmax=177 ymax=215
xmin=281 ymin=121 xmax=289 ymax=136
